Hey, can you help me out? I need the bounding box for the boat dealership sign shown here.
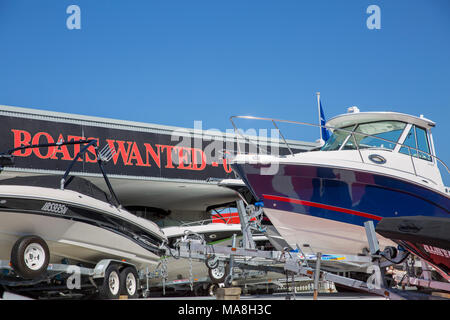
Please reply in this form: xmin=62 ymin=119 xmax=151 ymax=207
xmin=6 ymin=119 xmax=230 ymax=180
xmin=0 ymin=106 xmax=312 ymax=181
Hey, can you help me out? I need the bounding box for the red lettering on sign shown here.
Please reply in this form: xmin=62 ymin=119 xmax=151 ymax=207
xmin=143 ymin=143 xmax=160 ymax=168
xmin=127 ymin=142 xmax=147 ymax=167
xmin=31 ymin=132 xmax=55 ymax=159
xmin=177 ymin=147 xmax=193 ymax=170
xmin=191 ymin=148 xmax=206 ymax=171
xmin=9 ymin=129 xmax=233 ymax=175
xmin=11 ymin=129 xmax=32 ymax=156
xmin=159 ymin=145 xmax=176 ymax=169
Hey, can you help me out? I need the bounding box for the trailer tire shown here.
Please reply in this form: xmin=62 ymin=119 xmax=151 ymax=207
xmin=208 ymin=262 xmax=230 ymax=284
xmin=98 ymin=265 xmax=121 ymax=299
xmin=120 ymin=266 xmax=139 ymax=299
xmin=10 ymin=235 xmax=50 ymax=280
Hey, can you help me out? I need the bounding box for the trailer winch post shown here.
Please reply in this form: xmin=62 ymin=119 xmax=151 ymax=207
xmin=364 ymin=221 xmax=379 ymax=254
xmin=236 ymin=200 xmax=256 ymax=250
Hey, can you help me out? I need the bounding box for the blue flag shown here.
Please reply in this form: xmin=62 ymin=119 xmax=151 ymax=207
xmin=319 ymin=100 xmax=330 ymax=142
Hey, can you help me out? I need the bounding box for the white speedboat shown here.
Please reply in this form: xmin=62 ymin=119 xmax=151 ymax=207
xmin=0 ymin=140 xmax=167 ymax=280
xmin=231 ymin=109 xmax=450 ymax=258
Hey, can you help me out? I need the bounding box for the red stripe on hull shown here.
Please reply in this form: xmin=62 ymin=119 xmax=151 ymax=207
xmin=263 ymin=194 xmax=382 ymax=221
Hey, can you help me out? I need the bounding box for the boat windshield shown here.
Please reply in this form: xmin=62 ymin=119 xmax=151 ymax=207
xmin=322 ymin=121 xmax=406 ymax=151
xmin=321 ymin=125 xmax=354 ymax=151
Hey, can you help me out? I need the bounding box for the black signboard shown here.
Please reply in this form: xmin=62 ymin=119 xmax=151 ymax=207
xmin=0 ymin=114 xmax=304 ymax=181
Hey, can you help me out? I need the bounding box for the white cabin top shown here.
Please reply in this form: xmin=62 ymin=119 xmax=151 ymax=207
xmin=317 ymin=109 xmax=449 ymax=190
xmin=326 ymin=111 xmax=435 ymax=130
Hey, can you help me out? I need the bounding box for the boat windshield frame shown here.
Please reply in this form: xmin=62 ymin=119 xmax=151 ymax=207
xmin=322 ymin=120 xmax=408 ymax=152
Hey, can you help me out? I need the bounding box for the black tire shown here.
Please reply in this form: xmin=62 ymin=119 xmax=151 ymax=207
xmin=208 ymin=262 xmax=230 ymax=284
xmin=120 ymin=266 xmax=139 ymax=299
xmin=98 ymin=265 xmax=121 ymax=299
xmin=10 ymin=235 xmax=50 ymax=279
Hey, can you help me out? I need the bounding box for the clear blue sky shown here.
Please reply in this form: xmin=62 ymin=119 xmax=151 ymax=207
xmin=0 ymin=1 xmax=449 ymax=172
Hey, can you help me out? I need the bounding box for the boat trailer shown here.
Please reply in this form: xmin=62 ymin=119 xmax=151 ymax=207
xmin=160 ymin=200 xmax=450 ymax=300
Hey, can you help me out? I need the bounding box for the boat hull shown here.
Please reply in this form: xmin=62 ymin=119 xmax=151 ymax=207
xmin=233 ymin=162 xmax=449 ymax=256
xmin=263 ymin=207 xmax=393 ymax=255
xmin=0 ymin=211 xmax=160 ymax=269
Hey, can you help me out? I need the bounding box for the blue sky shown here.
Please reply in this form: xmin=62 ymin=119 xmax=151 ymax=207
xmin=0 ymin=1 xmax=449 ymax=174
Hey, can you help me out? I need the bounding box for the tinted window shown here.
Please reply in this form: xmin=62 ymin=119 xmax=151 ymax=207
xmin=415 ymin=126 xmax=432 ymax=161
xmin=399 ymin=125 xmax=432 ymax=161
xmin=321 ymin=126 xmax=354 ymax=151
xmin=348 ymin=121 xmax=406 ymax=150
xmin=399 ymin=126 xmax=417 ymax=157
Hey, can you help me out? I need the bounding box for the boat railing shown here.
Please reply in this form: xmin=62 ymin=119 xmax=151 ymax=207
xmin=230 ymin=115 xmax=450 ymax=186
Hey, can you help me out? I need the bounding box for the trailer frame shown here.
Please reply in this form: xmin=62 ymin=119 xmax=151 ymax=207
xmin=163 ymin=200 xmax=450 ymax=300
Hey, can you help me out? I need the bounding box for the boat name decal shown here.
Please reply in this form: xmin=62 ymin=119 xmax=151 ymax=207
xmin=423 ymin=245 xmax=450 ymax=258
xmin=41 ymin=202 xmax=69 ymax=215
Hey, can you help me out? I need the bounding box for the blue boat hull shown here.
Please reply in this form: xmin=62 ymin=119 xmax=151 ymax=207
xmin=233 ymin=162 xmax=449 ymax=255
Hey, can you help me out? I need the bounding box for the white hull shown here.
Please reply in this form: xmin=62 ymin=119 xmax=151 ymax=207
xmin=162 ymin=223 xmax=242 ymax=241
xmin=263 ymin=207 xmax=396 ymax=256
xmin=0 ymin=211 xmax=160 ymax=269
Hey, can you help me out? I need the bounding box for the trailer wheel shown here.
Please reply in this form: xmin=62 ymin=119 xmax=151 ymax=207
xmin=98 ymin=265 xmax=121 ymax=299
xmin=120 ymin=266 xmax=139 ymax=299
xmin=208 ymin=262 xmax=230 ymax=284
xmin=10 ymin=235 xmax=50 ymax=279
